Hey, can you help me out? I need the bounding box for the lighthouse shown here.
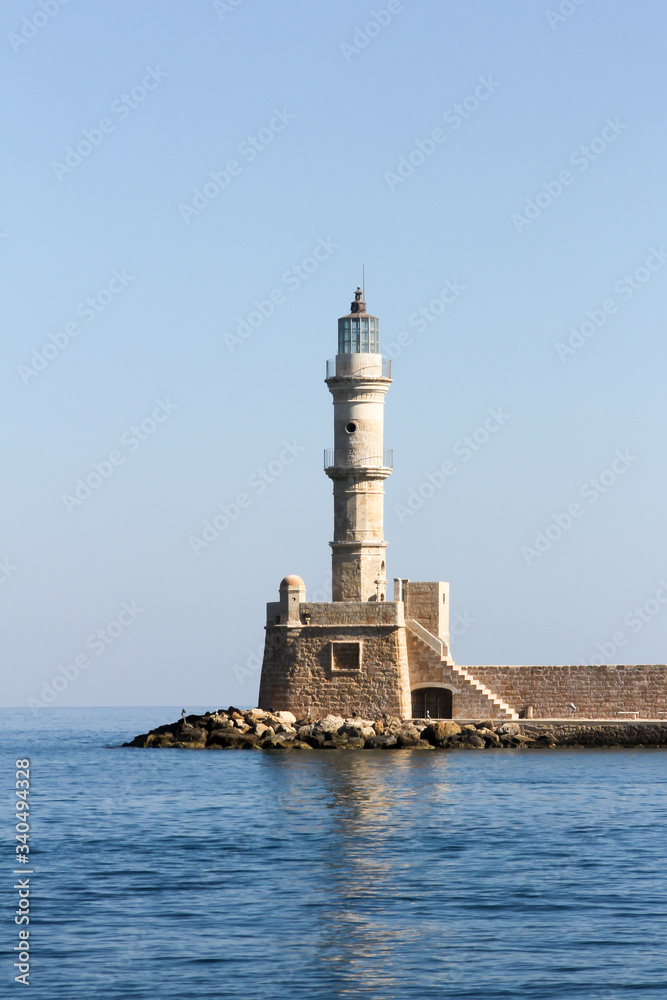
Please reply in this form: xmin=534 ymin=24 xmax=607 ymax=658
xmin=257 ymin=285 xmax=521 ymax=722
xmin=325 ymin=286 xmax=392 ymax=602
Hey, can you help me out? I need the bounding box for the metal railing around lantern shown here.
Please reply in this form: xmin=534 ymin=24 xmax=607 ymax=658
xmin=325 ymin=358 xmax=391 ymax=379
xmin=324 ymin=449 xmax=393 ymax=470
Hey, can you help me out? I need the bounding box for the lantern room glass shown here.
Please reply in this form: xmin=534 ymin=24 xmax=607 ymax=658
xmin=338 ymin=316 xmax=379 ymax=354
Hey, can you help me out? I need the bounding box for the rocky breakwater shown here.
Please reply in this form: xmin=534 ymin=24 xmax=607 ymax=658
xmin=124 ymin=711 xmax=563 ymax=750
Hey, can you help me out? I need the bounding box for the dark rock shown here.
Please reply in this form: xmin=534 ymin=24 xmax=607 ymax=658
xmin=344 ymin=737 xmax=366 ymax=749
xmin=303 ymin=733 xmax=326 ymax=749
xmin=322 ymin=737 xmax=349 ymax=749
xmin=207 ymin=722 xmax=236 ymax=736
xmin=153 ymin=723 xmax=178 ymax=735
xmin=368 ymin=734 xmax=398 ymax=749
xmin=205 ymin=714 xmax=233 ymax=731
xmin=259 ymin=736 xmax=295 ymax=750
xmin=455 ymin=731 xmax=486 ymax=748
xmin=396 ymin=736 xmax=421 ymax=748
xmin=396 ymin=731 xmax=421 ymax=748
xmin=177 ymin=726 xmax=207 ymax=744
xmin=208 ymin=731 xmax=259 ymax=749
xmin=148 ymin=734 xmax=175 ymax=748
xmin=181 ymin=714 xmax=205 ymax=728
xmin=511 ymin=734 xmax=537 ymax=745
xmin=124 ymin=733 xmax=150 ymax=747
xmin=421 ymin=721 xmax=461 ymax=745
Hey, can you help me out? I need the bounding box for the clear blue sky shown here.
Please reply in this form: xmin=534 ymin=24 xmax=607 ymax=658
xmin=3 ymin=0 xmax=667 ymax=708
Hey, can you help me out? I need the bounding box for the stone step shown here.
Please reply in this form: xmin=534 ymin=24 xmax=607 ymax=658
xmin=450 ymin=663 xmax=519 ymax=720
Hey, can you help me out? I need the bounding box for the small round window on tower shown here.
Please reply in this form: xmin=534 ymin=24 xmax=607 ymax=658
xmin=346 ymin=422 xmax=357 ymax=434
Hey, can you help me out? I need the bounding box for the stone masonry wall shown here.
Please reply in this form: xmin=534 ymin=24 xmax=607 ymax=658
xmin=258 ymin=622 xmax=411 ymax=718
xmin=466 ymin=664 xmax=667 ymax=718
xmin=403 ymin=582 xmax=445 ymax=638
xmin=301 ymin=602 xmax=402 ymax=626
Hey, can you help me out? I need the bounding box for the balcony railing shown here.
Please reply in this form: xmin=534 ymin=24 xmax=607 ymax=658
xmin=326 ymin=357 xmax=391 ymax=379
xmin=324 ymin=449 xmax=393 ymax=470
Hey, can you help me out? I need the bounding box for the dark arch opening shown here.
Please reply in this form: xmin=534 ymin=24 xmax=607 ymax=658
xmin=411 ymin=687 xmax=452 ymax=719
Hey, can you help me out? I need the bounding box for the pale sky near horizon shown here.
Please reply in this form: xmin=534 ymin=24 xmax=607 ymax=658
xmin=3 ymin=0 xmax=667 ymax=708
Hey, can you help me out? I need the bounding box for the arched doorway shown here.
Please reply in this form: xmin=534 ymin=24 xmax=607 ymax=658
xmin=411 ymin=687 xmax=452 ymax=719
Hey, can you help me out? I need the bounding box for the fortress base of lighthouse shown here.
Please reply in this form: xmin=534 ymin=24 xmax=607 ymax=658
xmin=258 ymin=576 xmax=667 ymax=721
xmin=258 ymin=576 xmax=490 ymax=720
xmin=258 ymin=599 xmax=412 ymax=719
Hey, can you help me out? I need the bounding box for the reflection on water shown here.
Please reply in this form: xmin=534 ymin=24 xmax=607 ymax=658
xmin=2 ymin=709 xmax=666 ymax=1000
xmin=264 ymin=753 xmax=459 ymax=995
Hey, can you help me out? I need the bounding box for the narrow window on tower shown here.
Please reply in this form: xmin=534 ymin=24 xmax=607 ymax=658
xmin=352 ymin=319 xmax=360 ymax=351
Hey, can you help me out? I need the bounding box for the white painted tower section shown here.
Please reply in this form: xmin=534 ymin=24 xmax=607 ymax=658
xmin=325 ymin=288 xmax=392 ymax=602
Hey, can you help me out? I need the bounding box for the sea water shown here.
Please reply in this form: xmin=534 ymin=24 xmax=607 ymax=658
xmin=1 ymin=707 xmax=666 ymax=999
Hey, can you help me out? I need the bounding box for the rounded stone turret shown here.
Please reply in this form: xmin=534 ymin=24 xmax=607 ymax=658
xmin=279 ymin=575 xmax=306 ymax=624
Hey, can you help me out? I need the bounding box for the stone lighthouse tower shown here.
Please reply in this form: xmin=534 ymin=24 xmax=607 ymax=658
xmin=258 ymin=285 xmax=511 ymax=722
xmin=325 ymin=287 xmax=392 ymax=602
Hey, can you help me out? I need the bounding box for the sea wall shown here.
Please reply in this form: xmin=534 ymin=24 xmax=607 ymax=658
xmin=515 ymin=720 xmax=667 ymax=746
xmin=464 ymin=664 xmax=667 ymax=719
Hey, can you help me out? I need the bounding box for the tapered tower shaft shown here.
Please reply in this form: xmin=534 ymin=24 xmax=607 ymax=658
xmin=325 ymin=287 xmax=392 ymax=602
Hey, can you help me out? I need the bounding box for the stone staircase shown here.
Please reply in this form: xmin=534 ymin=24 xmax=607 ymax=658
xmin=406 ymin=619 xmax=519 ymax=721
xmin=448 ymin=662 xmax=519 ymax=720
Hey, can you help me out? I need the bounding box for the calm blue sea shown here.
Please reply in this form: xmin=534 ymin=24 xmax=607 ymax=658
xmin=1 ymin=707 xmax=666 ymax=1000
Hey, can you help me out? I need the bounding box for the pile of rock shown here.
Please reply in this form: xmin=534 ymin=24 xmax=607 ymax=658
xmin=124 ymin=710 xmax=548 ymax=750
